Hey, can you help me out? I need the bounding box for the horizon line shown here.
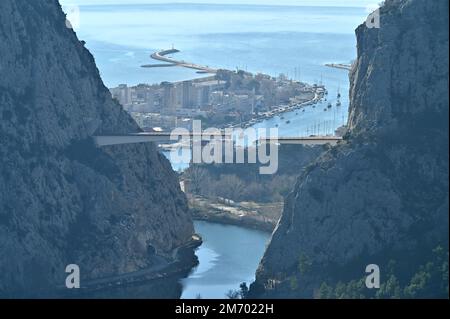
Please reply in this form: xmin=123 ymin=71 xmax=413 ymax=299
xmin=60 ymin=1 xmax=375 ymax=9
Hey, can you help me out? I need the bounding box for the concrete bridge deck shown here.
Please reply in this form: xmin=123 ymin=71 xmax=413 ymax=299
xmin=259 ymin=136 xmax=343 ymax=146
xmin=94 ymin=132 xmax=231 ymax=147
xmin=94 ymin=133 xmax=342 ymax=147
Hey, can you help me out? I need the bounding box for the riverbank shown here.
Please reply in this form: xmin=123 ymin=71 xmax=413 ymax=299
xmin=59 ymin=235 xmax=202 ymax=298
xmin=189 ymin=195 xmax=280 ymax=233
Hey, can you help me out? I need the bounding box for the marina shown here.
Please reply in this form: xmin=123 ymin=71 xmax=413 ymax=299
xmin=235 ymin=85 xmax=327 ymax=129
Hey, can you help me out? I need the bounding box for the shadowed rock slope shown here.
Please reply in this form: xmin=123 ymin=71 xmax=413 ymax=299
xmin=250 ymin=0 xmax=449 ymax=298
xmin=0 ymin=0 xmax=194 ymax=297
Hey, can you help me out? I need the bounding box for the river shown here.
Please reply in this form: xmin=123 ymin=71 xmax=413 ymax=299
xmin=181 ymin=221 xmax=271 ymax=299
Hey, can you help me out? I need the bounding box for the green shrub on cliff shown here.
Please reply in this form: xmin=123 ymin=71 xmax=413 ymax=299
xmin=317 ymin=246 xmax=449 ymax=299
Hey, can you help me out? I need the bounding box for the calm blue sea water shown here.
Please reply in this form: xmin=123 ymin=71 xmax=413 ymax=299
xmin=72 ymin=3 xmax=366 ymax=87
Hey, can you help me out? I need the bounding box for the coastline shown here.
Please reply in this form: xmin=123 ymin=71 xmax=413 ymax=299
xmin=193 ymin=213 xmax=275 ymax=234
xmin=130 ymin=48 xmax=329 ymax=133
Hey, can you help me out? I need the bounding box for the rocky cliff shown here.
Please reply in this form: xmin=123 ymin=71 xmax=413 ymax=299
xmin=250 ymin=0 xmax=449 ymax=298
xmin=0 ymin=0 xmax=194 ymax=297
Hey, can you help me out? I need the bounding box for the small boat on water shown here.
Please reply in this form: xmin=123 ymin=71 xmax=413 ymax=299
xmin=281 ymin=116 xmax=285 ymax=120
xmin=327 ymin=103 xmax=332 ymax=108
xmin=324 ymin=108 xmax=327 ymax=111
xmin=336 ymin=100 xmax=342 ymax=107
xmin=302 ymin=109 xmax=306 ymax=112
xmin=286 ymin=120 xmax=291 ymax=124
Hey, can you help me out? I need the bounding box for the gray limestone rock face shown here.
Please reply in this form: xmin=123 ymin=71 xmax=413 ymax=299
xmin=250 ymin=0 xmax=449 ymax=298
xmin=0 ymin=0 xmax=194 ymax=296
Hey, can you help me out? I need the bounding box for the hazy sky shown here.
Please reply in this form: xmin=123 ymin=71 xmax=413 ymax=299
xmin=60 ymin=0 xmax=377 ymax=8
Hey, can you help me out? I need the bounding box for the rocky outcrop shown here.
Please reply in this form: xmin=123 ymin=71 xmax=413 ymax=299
xmin=0 ymin=0 xmax=194 ymax=297
xmin=250 ymin=0 xmax=449 ymax=298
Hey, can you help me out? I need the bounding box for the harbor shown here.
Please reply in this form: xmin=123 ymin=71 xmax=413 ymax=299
xmin=236 ymin=84 xmax=328 ymax=129
xmin=112 ymin=48 xmax=336 ymax=138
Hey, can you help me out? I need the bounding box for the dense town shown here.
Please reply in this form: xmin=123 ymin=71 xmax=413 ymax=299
xmin=110 ymin=69 xmax=325 ymax=131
